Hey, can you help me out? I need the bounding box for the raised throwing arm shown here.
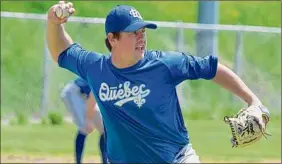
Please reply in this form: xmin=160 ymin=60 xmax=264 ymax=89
xmin=46 ymin=1 xmax=75 ymax=62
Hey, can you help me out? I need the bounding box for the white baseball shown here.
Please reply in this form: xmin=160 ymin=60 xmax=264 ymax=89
xmin=55 ymin=4 xmax=70 ymax=19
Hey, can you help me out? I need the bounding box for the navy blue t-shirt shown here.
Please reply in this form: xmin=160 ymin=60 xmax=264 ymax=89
xmin=58 ymin=43 xmax=218 ymax=163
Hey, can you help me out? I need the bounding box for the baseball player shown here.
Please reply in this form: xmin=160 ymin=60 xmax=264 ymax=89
xmin=60 ymin=77 xmax=107 ymax=164
xmin=46 ymin=2 xmax=270 ymax=163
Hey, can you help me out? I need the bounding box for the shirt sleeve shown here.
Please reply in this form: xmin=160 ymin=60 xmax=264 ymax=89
xmin=160 ymin=51 xmax=218 ymax=85
xmin=58 ymin=43 xmax=102 ymax=81
xmin=74 ymin=77 xmax=91 ymax=97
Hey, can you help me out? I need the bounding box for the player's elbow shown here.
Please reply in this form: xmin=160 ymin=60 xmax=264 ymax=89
xmin=47 ymin=55 xmax=57 ymax=64
xmin=50 ymin=51 xmax=60 ymax=63
xmin=48 ymin=47 xmax=66 ymax=63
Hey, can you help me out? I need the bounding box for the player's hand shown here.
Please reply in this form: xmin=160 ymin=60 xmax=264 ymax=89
xmin=47 ymin=1 xmax=75 ymax=25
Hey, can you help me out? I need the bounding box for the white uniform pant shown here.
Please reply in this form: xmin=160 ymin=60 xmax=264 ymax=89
xmin=60 ymin=81 xmax=104 ymax=134
xmin=173 ymin=144 xmax=200 ymax=163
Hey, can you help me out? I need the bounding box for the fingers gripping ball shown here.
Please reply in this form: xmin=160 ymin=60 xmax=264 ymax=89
xmin=55 ymin=4 xmax=70 ymax=19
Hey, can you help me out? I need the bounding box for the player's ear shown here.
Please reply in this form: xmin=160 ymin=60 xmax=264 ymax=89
xmin=107 ymin=33 xmax=117 ymax=47
xmin=107 ymin=33 xmax=114 ymax=42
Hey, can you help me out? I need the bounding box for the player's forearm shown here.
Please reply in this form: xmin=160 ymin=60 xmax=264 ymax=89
xmin=212 ymin=63 xmax=262 ymax=106
xmin=46 ymin=21 xmax=73 ymax=62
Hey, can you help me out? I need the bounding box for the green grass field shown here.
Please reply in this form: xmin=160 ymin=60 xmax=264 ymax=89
xmin=1 ymin=118 xmax=281 ymax=162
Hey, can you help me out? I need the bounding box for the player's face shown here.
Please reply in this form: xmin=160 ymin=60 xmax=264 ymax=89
xmin=118 ymin=28 xmax=146 ymax=56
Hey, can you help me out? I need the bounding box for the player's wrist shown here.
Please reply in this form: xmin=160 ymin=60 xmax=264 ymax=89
xmin=47 ymin=19 xmax=64 ymax=29
xmin=248 ymin=97 xmax=262 ymax=107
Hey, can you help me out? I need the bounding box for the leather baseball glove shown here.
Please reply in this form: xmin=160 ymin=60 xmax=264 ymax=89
xmin=224 ymin=105 xmax=271 ymax=148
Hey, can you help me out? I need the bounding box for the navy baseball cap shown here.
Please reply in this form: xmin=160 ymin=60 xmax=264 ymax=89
xmin=105 ymin=5 xmax=157 ymax=35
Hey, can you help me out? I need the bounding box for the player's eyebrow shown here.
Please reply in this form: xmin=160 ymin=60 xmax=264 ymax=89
xmin=133 ymin=28 xmax=146 ymax=35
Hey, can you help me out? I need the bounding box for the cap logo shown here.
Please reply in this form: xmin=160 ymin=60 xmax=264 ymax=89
xmin=129 ymin=9 xmax=143 ymax=19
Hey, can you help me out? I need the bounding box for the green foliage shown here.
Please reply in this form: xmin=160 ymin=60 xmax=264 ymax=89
xmin=48 ymin=111 xmax=64 ymax=126
xmin=9 ymin=118 xmax=17 ymax=126
xmin=8 ymin=112 xmax=28 ymax=126
xmin=1 ymin=1 xmax=280 ymax=27
xmin=40 ymin=116 xmax=49 ymax=125
xmin=16 ymin=112 xmax=28 ymax=125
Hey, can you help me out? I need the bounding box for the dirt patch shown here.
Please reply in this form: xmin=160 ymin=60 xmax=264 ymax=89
xmin=1 ymin=154 xmax=281 ymax=163
xmin=1 ymin=154 xmax=100 ymax=163
xmin=203 ymin=159 xmax=281 ymax=163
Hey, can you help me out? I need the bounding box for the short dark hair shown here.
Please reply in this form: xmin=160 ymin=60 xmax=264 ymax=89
xmin=105 ymin=32 xmax=121 ymax=52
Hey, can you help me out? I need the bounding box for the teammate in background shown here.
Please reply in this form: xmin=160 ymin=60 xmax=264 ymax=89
xmin=47 ymin=2 xmax=270 ymax=163
xmin=60 ymin=77 xmax=107 ymax=164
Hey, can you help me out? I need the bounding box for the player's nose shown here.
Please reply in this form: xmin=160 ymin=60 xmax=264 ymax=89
xmin=137 ymin=33 xmax=146 ymax=43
